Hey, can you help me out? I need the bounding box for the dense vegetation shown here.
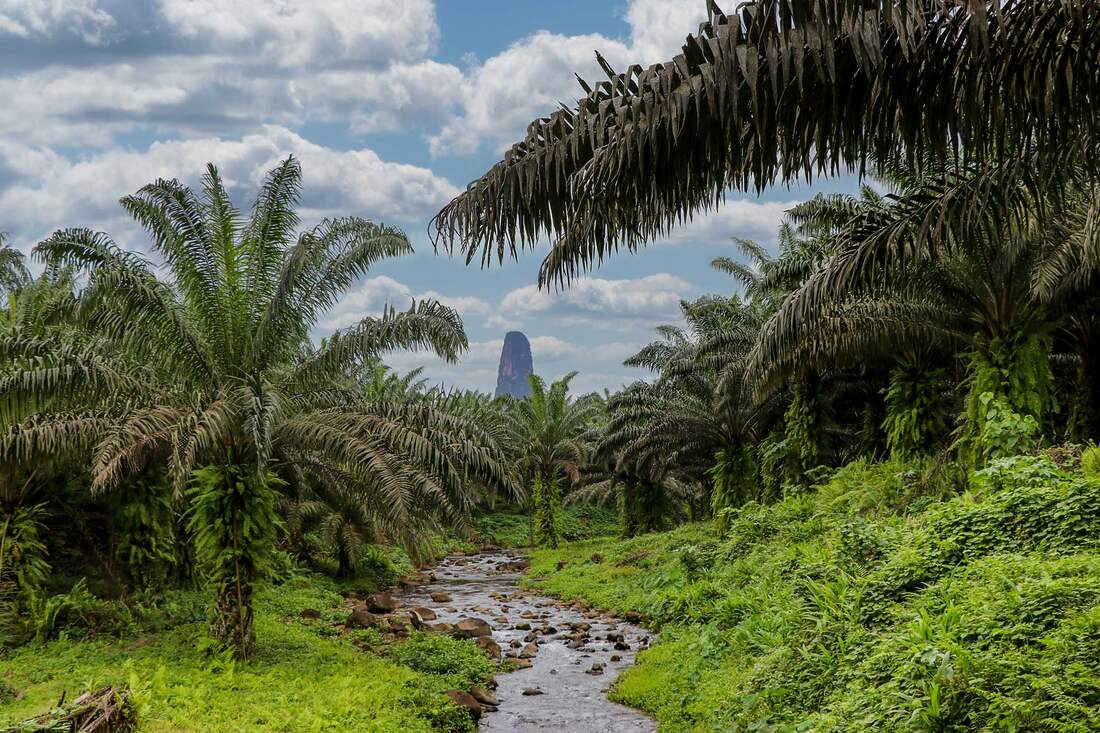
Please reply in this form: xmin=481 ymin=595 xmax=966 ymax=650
xmin=4 ymin=1 xmax=1100 ymax=730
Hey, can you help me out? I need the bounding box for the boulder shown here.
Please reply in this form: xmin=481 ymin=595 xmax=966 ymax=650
xmin=430 ymin=591 xmax=452 ymax=603
xmin=522 ymin=687 xmax=544 ymax=696
xmin=470 ymin=687 xmax=499 ymax=707
xmin=511 ymin=657 xmax=533 ymax=669
xmin=454 ymin=617 xmax=492 ymax=639
xmin=475 ymin=636 xmax=502 ymax=661
xmin=366 ymin=592 xmax=400 ymax=613
xmin=519 ymin=642 xmax=538 ymax=659
xmin=624 ymin=610 xmax=643 ymax=623
xmin=410 ymin=606 xmax=437 ymax=622
xmin=346 ymin=605 xmax=378 ymax=629
xmin=444 ymin=690 xmax=483 ymax=722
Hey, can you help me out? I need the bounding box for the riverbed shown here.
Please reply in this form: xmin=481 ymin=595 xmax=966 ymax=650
xmin=395 ymin=551 xmax=656 ymax=732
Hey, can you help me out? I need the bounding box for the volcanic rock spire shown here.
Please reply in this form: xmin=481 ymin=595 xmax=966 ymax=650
xmin=494 ymin=331 xmax=533 ymax=399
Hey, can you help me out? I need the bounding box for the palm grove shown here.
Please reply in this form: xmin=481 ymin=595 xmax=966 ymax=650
xmin=1 ymin=0 xmax=1099 ymax=680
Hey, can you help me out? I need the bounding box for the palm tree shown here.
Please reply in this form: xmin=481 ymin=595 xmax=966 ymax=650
xmin=606 ymin=295 xmax=782 ymax=531
xmin=503 ymin=373 xmax=599 ymax=547
xmin=432 ymin=1 xmax=1100 ymax=285
xmin=747 ymin=156 xmax=1100 ymax=463
xmin=0 ymin=158 xmax=518 ymax=656
xmin=0 ymin=233 xmax=30 ymax=298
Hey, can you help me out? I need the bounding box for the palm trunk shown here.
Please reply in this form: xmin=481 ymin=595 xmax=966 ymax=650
xmin=532 ymin=472 xmax=559 ymax=548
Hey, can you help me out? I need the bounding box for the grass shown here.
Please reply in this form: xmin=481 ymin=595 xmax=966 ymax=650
xmin=0 ymin=574 xmax=474 ymax=732
xmin=468 ymin=505 xmax=619 ymax=548
xmin=525 ymin=457 xmax=1100 ymax=732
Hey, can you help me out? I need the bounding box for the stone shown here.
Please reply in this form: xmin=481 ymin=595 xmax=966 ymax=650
xmin=470 ymin=687 xmax=499 ymax=706
xmin=430 ymin=591 xmax=452 ymax=603
xmin=454 ymin=617 xmax=492 ymax=639
xmin=556 ymin=560 xmax=568 ymax=570
xmin=345 ymin=605 xmax=378 ymax=629
xmin=611 ymin=654 xmax=622 ymax=662
xmin=586 ymin=662 xmax=605 ymax=675
xmin=513 ymin=622 xmax=531 ymax=630
xmin=410 ymin=606 xmax=437 ymax=622
xmin=475 ymin=636 xmax=502 ymax=661
xmin=444 ymin=690 xmax=483 ymax=722
xmin=624 ymin=611 xmax=643 ymax=623
xmin=494 ymin=331 xmax=534 ymax=399
xmin=519 ymin=642 xmax=538 ymax=659
xmin=614 ymin=641 xmax=631 ymax=651
xmin=432 ymin=622 xmax=455 ymax=635
xmin=522 ymin=687 xmax=544 ymax=696
xmin=298 ymin=608 xmax=321 ymax=620
xmin=366 ymin=592 xmax=400 ymax=613
xmin=511 ymin=658 xmax=533 ymax=669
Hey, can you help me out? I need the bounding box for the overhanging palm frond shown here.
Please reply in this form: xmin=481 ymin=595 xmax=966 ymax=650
xmin=431 ymin=0 xmax=1100 ymax=285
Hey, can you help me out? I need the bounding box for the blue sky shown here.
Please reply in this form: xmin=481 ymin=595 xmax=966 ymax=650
xmin=0 ymin=0 xmax=853 ymax=393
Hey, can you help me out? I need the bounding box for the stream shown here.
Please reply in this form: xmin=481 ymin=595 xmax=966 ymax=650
xmin=394 ymin=550 xmax=656 ymax=732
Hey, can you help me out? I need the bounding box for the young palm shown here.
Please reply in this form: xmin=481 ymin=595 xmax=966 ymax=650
xmin=0 ymin=158 xmax=517 ymax=656
xmin=503 ymin=373 xmax=598 ymax=547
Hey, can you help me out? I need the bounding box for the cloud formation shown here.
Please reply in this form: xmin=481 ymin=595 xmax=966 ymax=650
xmin=0 ymin=127 xmax=458 ymax=255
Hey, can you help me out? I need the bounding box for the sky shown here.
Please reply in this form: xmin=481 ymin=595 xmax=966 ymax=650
xmin=0 ymin=0 xmax=855 ymax=394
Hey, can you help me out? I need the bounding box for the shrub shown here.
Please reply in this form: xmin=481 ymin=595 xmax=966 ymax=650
xmin=1082 ymin=444 xmax=1100 ymax=479
xmin=389 ymin=632 xmax=493 ymax=689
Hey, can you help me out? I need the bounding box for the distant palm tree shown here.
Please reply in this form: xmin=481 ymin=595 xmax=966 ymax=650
xmin=0 ymin=157 xmax=518 ymax=656
xmin=0 ymin=233 xmax=30 ymax=298
xmin=503 ymin=373 xmax=598 ymax=547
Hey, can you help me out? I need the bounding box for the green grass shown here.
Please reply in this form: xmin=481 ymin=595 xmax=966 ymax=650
xmin=469 ymin=505 xmax=619 ymax=548
xmin=0 ymin=575 xmax=474 ymax=732
xmin=526 ymin=457 xmax=1100 ymax=732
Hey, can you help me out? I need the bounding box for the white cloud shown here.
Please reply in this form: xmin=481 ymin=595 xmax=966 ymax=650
xmin=429 ymin=0 xmax=707 ymax=156
xmin=318 ymin=275 xmax=490 ymax=333
xmin=0 ymin=0 xmax=116 ymax=44
xmin=0 ymin=127 xmax=459 ymax=255
xmin=429 ymin=31 xmax=635 ymax=156
xmin=158 ymin=0 xmax=437 ymax=67
xmin=500 ymin=273 xmax=690 ymax=324
xmin=625 ymin=0 xmax=709 ymax=63
xmin=654 ymin=198 xmax=801 ymax=247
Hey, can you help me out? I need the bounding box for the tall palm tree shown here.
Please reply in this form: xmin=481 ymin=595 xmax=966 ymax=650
xmin=503 ymin=373 xmax=598 ymax=547
xmin=432 ymin=1 xmax=1100 ymax=286
xmin=0 ymin=158 xmax=518 ymax=656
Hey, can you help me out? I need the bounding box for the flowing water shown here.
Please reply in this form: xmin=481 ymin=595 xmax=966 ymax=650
xmin=395 ymin=550 xmax=656 ymax=732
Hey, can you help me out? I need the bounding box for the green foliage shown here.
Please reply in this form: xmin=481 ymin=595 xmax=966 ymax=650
xmin=0 ymin=575 xmax=469 ymax=732
xmin=389 ymin=631 xmax=494 ymax=690
xmin=532 ymin=472 xmax=561 ymax=549
xmin=466 ymin=506 xmax=617 ymax=547
xmin=783 ymin=381 xmax=821 ymax=489
xmin=527 ymin=457 xmax=1100 ymax=732
xmin=883 ymin=363 xmax=949 ymax=459
xmin=188 ymin=465 xmax=282 ymax=658
xmin=709 ymin=446 xmax=757 ymax=533
xmin=962 ymin=332 xmax=1053 ymax=466
xmin=111 ymin=473 xmax=183 ymax=592
xmin=1081 ymin=444 xmax=1100 ymax=480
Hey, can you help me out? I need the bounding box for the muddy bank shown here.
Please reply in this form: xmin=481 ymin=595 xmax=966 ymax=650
xmin=394 ymin=551 xmax=655 ymax=732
